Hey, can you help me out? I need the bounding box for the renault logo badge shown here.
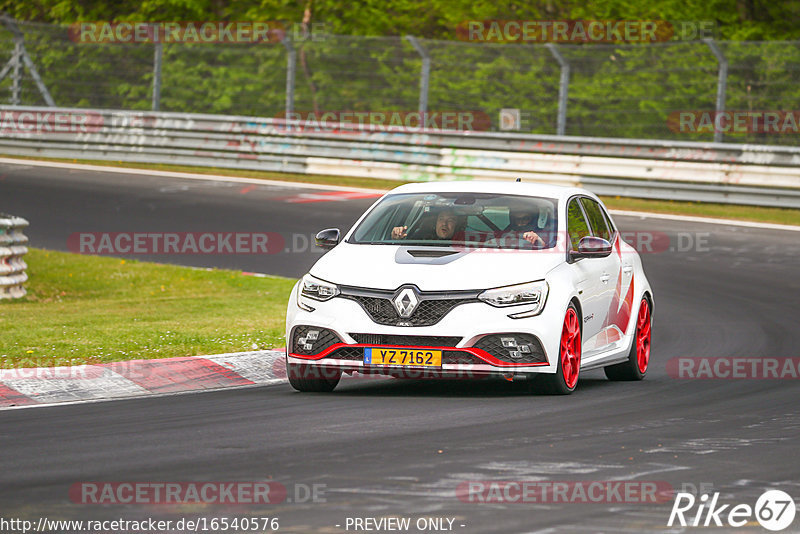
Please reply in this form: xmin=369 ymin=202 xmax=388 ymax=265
xmin=393 ymin=287 xmax=420 ymax=318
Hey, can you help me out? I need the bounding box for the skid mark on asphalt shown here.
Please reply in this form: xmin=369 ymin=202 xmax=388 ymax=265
xmin=159 ymin=184 xmax=190 ymax=193
xmin=475 ymin=461 xmax=622 ymax=476
xmin=644 ymin=436 xmax=789 ymax=455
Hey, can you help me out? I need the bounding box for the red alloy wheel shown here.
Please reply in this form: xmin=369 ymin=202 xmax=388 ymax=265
xmin=636 ymin=298 xmax=652 ymax=374
xmin=560 ymin=307 xmax=581 ymax=389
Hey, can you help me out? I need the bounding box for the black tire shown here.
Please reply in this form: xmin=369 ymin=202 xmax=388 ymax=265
xmin=604 ymin=297 xmax=651 ymax=381
xmin=539 ymin=303 xmax=581 ymax=395
xmin=286 ymin=359 xmax=341 ymax=392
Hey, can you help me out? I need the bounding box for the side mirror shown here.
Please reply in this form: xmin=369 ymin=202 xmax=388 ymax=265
xmin=315 ymin=228 xmax=340 ymax=249
xmin=570 ymin=236 xmax=612 ymax=260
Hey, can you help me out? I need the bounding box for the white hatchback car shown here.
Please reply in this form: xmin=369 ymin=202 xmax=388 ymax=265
xmin=285 ymin=181 xmax=653 ymax=394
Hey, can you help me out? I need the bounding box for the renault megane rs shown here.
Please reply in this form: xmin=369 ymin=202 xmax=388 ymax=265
xmin=285 ymin=181 xmax=653 ymax=394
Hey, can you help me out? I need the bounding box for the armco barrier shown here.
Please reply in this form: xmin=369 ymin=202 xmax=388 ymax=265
xmin=1 ymin=106 xmax=799 ymax=208
xmin=0 ymin=214 xmax=29 ymax=299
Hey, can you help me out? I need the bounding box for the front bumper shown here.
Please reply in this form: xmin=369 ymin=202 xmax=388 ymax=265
xmin=286 ymin=284 xmax=562 ymax=377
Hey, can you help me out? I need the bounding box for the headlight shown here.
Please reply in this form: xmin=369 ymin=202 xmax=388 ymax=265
xmin=479 ymin=280 xmax=549 ymax=316
xmin=297 ymin=274 xmax=340 ymax=311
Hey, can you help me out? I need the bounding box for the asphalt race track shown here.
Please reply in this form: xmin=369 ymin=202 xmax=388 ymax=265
xmin=1 ymin=160 xmax=799 ymax=533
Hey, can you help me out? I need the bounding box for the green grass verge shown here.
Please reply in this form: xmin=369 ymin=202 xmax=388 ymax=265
xmin=3 ymin=154 xmax=799 ymax=226
xmin=0 ymin=248 xmax=295 ymax=369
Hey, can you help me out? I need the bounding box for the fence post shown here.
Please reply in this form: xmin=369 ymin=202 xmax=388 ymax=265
xmin=546 ymin=43 xmax=570 ymax=136
xmin=282 ymin=36 xmax=296 ymax=118
xmin=404 ymin=36 xmax=430 ymax=115
xmin=704 ymin=38 xmax=728 ymax=143
xmin=0 ymin=12 xmax=56 ymax=107
xmin=20 ymin=46 xmax=55 ymax=106
xmin=10 ymin=38 xmax=21 ymax=105
xmin=0 ymin=15 xmax=55 ymax=106
xmin=151 ymin=41 xmax=163 ymax=111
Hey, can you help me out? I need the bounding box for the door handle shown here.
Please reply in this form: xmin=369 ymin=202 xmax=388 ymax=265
xmin=623 ymin=265 xmax=633 ymax=274
xmin=600 ymin=273 xmax=611 ymax=283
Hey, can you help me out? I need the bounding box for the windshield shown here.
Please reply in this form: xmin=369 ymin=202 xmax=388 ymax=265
xmin=349 ymin=192 xmax=559 ymax=249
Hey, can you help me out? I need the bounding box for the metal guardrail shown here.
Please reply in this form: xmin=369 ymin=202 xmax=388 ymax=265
xmin=0 ymin=213 xmax=29 ymax=299
xmin=1 ymin=106 xmax=799 ymax=208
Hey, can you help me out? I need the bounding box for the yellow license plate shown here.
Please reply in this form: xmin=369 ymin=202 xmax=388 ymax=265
xmin=364 ymin=348 xmax=442 ymax=367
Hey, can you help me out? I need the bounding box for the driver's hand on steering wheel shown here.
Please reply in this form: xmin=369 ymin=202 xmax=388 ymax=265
xmin=391 ymin=226 xmax=408 ymax=239
xmin=522 ymin=231 xmax=545 ymax=246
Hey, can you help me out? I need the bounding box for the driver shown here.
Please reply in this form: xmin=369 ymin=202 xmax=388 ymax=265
xmin=506 ymin=207 xmax=545 ymax=247
xmin=392 ymin=209 xmax=463 ymax=240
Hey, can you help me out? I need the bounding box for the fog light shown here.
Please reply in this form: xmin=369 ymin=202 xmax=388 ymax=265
xmin=292 ymin=326 xmax=342 ymax=356
xmin=473 ymin=333 xmax=547 ymax=364
xmin=501 ymin=337 xmax=518 ymax=348
xmin=297 ymin=329 xmax=321 ymax=351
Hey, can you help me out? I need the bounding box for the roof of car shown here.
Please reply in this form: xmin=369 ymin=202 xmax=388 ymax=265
xmin=385 ymin=181 xmax=591 ymax=201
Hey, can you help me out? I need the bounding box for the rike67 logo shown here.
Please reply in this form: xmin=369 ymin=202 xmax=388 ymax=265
xmin=668 ymin=490 xmax=796 ymax=531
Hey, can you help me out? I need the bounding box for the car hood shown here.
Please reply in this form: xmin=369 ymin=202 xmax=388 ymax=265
xmin=309 ymin=242 xmax=563 ymax=291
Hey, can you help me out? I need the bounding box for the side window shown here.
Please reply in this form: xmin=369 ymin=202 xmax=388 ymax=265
xmin=580 ymin=198 xmax=611 ymax=241
xmin=600 ymin=203 xmax=616 ymax=235
xmin=567 ymin=199 xmax=591 ymax=250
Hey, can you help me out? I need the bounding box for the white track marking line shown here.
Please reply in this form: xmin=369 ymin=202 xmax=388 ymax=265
xmin=0 ymin=156 xmax=384 ymax=194
xmin=610 ymin=209 xmax=800 ymax=232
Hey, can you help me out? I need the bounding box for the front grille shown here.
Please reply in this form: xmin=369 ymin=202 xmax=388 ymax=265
xmin=323 ymin=346 xmax=486 ymax=365
xmin=346 ymin=295 xmax=466 ymax=326
xmin=340 ymin=286 xmax=480 ymax=327
xmin=326 ymin=347 xmax=366 ymax=361
xmin=473 ymin=333 xmax=547 ymax=364
xmin=350 ymin=334 xmax=462 ymax=347
xmin=291 ymin=326 xmax=342 ymax=356
xmin=443 ymin=352 xmax=487 ymax=365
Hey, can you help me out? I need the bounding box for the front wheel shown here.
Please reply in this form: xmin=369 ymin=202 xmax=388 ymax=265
xmin=539 ymin=303 xmax=581 ymax=395
xmin=604 ymin=297 xmax=652 ymax=381
xmin=286 ymin=359 xmax=341 ymax=392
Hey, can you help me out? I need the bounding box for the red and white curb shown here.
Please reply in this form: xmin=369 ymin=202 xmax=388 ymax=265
xmin=0 ymin=350 xmax=287 ymax=409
